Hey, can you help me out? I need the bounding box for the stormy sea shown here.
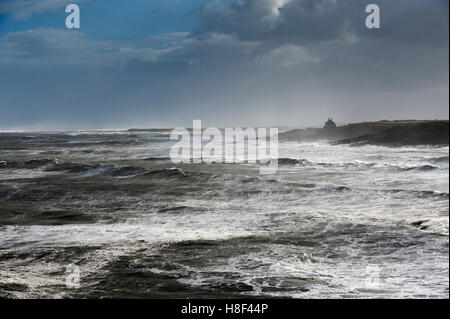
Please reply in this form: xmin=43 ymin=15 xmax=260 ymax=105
xmin=0 ymin=130 xmax=448 ymax=299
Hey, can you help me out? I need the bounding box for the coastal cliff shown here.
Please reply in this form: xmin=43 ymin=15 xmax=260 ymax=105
xmin=280 ymin=120 xmax=449 ymax=146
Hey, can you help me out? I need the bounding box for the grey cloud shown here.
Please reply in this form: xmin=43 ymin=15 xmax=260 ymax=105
xmin=2 ymin=28 xmax=88 ymax=58
xmin=0 ymin=28 xmax=181 ymax=67
xmin=162 ymin=33 xmax=258 ymax=65
xmin=0 ymin=28 xmax=259 ymax=69
xmin=255 ymin=44 xmax=319 ymax=67
xmin=196 ymin=0 xmax=448 ymax=47
xmin=191 ymin=0 xmax=449 ymax=91
xmin=196 ymin=0 xmax=361 ymax=44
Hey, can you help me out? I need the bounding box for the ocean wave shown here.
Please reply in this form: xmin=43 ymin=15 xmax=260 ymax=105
xmin=411 ymin=219 xmax=449 ymax=236
xmin=143 ymin=157 xmax=172 ymax=162
xmin=404 ymin=164 xmax=441 ymax=172
xmin=415 ymin=190 xmax=449 ymax=199
xmin=385 ymin=189 xmax=449 ymax=199
xmin=268 ymin=158 xmax=445 ymax=172
xmin=142 ymin=167 xmax=190 ymax=179
xmin=66 ymin=164 xmax=190 ymax=179
xmin=156 ymin=205 xmax=210 ymax=214
xmin=0 ymin=158 xmax=59 ymax=170
xmin=426 ymin=156 xmax=449 ymax=164
xmin=0 ymin=158 xmax=193 ymax=180
xmin=277 ymin=158 xmax=310 ymax=166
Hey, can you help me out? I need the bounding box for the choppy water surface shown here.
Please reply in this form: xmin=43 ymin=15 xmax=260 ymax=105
xmin=0 ymin=131 xmax=448 ymax=298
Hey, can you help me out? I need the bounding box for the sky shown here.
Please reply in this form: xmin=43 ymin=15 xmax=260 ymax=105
xmin=0 ymin=0 xmax=448 ymax=130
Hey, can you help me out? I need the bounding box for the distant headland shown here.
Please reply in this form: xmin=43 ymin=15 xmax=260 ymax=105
xmin=280 ymin=120 xmax=449 ymax=146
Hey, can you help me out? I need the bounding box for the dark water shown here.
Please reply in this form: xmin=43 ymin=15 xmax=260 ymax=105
xmin=0 ymin=131 xmax=448 ymax=298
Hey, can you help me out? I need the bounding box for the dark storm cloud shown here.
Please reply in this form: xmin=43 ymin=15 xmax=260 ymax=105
xmin=196 ymin=0 xmax=358 ymax=43
xmin=196 ymin=0 xmax=448 ymax=47
xmin=191 ymin=0 xmax=449 ymax=89
xmin=0 ymin=0 xmax=448 ymax=129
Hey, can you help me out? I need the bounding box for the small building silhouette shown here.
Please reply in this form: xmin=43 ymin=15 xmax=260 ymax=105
xmin=324 ymin=118 xmax=337 ymax=129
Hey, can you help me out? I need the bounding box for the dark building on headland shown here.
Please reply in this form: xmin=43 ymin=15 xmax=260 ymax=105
xmin=324 ymin=118 xmax=337 ymax=130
